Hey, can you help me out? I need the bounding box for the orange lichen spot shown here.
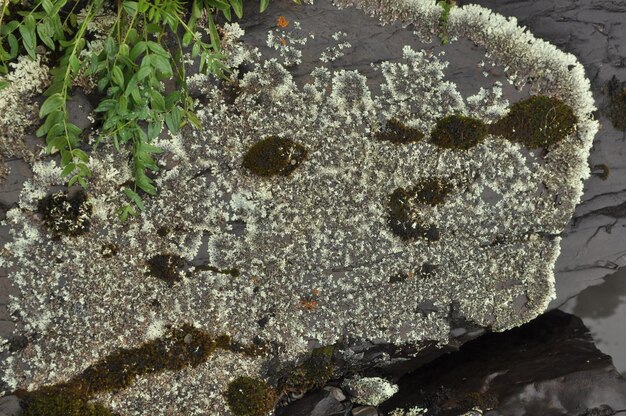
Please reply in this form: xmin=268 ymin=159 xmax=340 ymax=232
xmin=300 ymin=299 xmax=318 ymax=310
xmin=312 ymin=289 xmax=319 ymax=297
xmin=277 ymin=15 xmax=289 ymax=28
xmin=280 ymin=37 xmax=287 ymax=46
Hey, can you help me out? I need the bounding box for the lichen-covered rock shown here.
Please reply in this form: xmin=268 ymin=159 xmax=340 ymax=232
xmin=0 ymin=0 xmax=597 ymax=415
xmin=344 ymin=376 xmax=399 ymax=406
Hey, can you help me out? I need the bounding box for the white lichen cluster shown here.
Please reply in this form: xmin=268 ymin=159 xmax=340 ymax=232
xmin=320 ymin=31 xmax=351 ymax=63
xmin=389 ymin=407 xmax=429 ymax=416
xmin=266 ymin=20 xmax=311 ymax=67
xmin=0 ymin=55 xmax=49 ymax=177
xmin=343 ymin=376 xmax=399 ymax=406
xmin=0 ymin=0 xmax=597 ymax=414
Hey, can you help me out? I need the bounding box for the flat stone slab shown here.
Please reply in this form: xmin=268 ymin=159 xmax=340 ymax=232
xmin=0 ymin=0 xmax=597 ymax=414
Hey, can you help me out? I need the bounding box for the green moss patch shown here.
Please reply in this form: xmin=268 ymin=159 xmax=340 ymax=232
xmin=21 ymin=389 xmax=114 ymax=416
xmin=388 ymin=179 xmax=451 ymax=241
xmin=242 ymin=136 xmax=307 ymax=177
xmin=37 ymin=190 xmax=91 ymax=236
xmin=147 ymin=254 xmax=185 ymax=286
xmin=430 ymin=115 xmax=488 ymax=150
xmin=225 ymin=376 xmax=277 ymax=416
xmin=375 ymin=118 xmax=425 ymax=144
xmin=73 ymin=324 xmax=216 ymax=394
xmin=281 ymin=345 xmax=335 ymax=394
xmin=491 ymin=95 xmax=577 ymax=148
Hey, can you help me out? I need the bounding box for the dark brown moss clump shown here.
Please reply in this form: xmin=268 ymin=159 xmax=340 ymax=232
xmin=147 ymin=254 xmax=184 ymax=285
xmin=491 ymin=95 xmax=577 ymax=148
xmin=388 ymin=179 xmax=451 ymax=241
xmin=225 ymin=376 xmax=277 ymax=416
xmin=73 ymin=324 xmax=216 ymax=395
xmin=37 ymin=190 xmax=91 ymax=236
xmin=242 ymin=135 xmax=307 ymax=177
xmin=21 ymin=389 xmax=113 ymax=416
xmin=281 ymin=345 xmax=335 ymax=393
xmin=430 ymin=115 xmax=488 ymax=150
xmin=375 ymin=118 xmax=425 ymax=144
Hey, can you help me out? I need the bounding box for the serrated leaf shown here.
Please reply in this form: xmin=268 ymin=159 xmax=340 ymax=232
xmin=40 ymin=93 xmax=64 ymax=117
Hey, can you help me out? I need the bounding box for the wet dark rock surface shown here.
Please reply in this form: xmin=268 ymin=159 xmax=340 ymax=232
xmin=379 ymin=310 xmax=626 ymax=416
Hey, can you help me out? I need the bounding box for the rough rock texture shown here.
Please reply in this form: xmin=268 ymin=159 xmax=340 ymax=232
xmin=0 ymin=0 xmax=603 ymax=415
xmin=380 ymin=310 xmax=626 ymax=416
xmin=454 ymin=0 xmax=626 ymax=308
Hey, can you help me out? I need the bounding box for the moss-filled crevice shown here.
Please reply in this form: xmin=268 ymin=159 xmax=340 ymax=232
xmin=491 ymin=95 xmax=577 ymax=148
xmin=19 ymin=388 xmax=115 ymax=416
xmin=37 ymin=190 xmax=91 ymax=236
xmin=388 ymin=179 xmax=451 ymax=242
xmin=73 ymin=324 xmax=217 ymax=394
xmin=375 ymin=118 xmax=425 ymax=144
xmin=225 ymin=376 xmax=277 ymax=416
xmin=16 ymin=324 xmax=271 ymax=415
xmin=430 ymin=114 xmax=488 ymax=150
xmin=608 ymin=86 xmax=626 ymax=132
xmin=147 ymin=254 xmax=185 ymax=286
xmin=242 ymin=135 xmax=307 ymax=177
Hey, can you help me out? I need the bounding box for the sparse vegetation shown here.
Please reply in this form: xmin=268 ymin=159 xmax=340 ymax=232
xmin=0 ymin=0 xmax=300 ymax=218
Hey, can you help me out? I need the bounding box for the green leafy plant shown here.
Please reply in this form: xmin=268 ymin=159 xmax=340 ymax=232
xmin=1 ymin=0 xmax=299 ymax=219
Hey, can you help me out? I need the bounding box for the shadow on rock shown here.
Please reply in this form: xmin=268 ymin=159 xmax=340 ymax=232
xmin=380 ymin=310 xmax=626 ymax=416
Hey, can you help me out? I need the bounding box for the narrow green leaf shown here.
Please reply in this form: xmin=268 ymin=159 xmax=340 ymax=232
xmin=230 ymin=0 xmax=243 ymax=18
xmin=40 ymin=93 xmax=64 ymax=118
xmin=137 ymin=65 xmax=151 ymax=81
xmin=61 ymin=163 xmax=76 ymax=177
xmin=41 ymin=0 xmax=54 ymax=15
xmin=18 ymin=25 xmax=37 ymax=59
xmin=72 ymin=148 xmax=89 ymax=163
xmin=123 ymin=188 xmax=145 ymax=211
xmin=150 ymin=91 xmax=165 ymax=111
xmin=123 ymin=1 xmax=138 ymax=14
xmin=129 ymin=41 xmax=146 ymax=61
xmin=69 ymin=55 xmax=80 ymax=73
xmin=111 ymin=65 xmax=124 ymax=87
xmin=208 ymin=17 xmax=220 ymax=52
xmin=260 ymin=0 xmax=270 ymax=13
